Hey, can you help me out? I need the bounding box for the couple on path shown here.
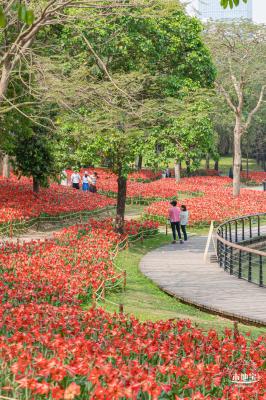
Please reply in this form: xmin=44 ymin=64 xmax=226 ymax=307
xmin=169 ymin=200 xmax=189 ymax=244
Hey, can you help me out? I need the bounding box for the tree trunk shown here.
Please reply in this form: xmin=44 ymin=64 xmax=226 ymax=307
xmin=233 ymin=118 xmax=242 ymax=197
xmin=214 ymin=160 xmax=219 ymax=171
xmin=186 ymin=160 xmax=191 ymax=177
xmin=205 ymin=154 xmax=210 ymax=170
xmin=138 ymin=155 xmax=143 ymax=170
xmin=115 ymin=174 xmax=127 ymax=234
xmin=33 ymin=177 xmax=40 ymax=193
xmin=174 ymin=161 xmax=181 ymax=182
xmin=2 ymin=154 xmax=10 ymax=178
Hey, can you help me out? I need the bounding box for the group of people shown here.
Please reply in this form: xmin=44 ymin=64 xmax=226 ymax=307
xmin=67 ymin=171 xmax=98 ymax=192
xmin=63 ymin=170 xmax=188 ymax=243
xmin=169 ymin=200 xmax=189 ymax=244
xmin=162 ymin=167 xmax=172 ymax=178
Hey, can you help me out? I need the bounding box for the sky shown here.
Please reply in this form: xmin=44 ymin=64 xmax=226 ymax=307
xmin=184 ymin=0 xmax=266 ymax=23
xmin=253 ymin=0 xmax=266 ymax=23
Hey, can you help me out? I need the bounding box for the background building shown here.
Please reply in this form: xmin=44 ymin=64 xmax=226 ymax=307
xmin=198 ymin=0 xmax=252 ymax=21
xmin=185 ymin=0 xmax=266 ymax=23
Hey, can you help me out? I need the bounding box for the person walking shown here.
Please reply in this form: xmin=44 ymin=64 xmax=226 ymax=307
xmin=82 ymin=171 xmax=90 ymax=192
xmin=60 ymin=170 xmax=68 ymax=186
xmin=165 ymin=167 xmax=171 ymax=178
xmin=180 ymin=205 xmax=189 ymax=241
xmin=71 ymin=170 xmax=81 ymax=190
xmin=169 ymin=200 xmax=182 ymax=244
xmin=89 ymin=172 xmax=98 ymax=193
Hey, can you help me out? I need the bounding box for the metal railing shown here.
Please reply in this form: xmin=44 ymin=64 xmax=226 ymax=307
xmin=216 ymin=213 xmax=266 ymax=287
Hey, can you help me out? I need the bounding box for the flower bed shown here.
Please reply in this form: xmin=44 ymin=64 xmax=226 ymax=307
xmin=129 ymin=169 xmax=162 ymax=182
xmin=98 ymin=176 xmax=232 ymax=201
xmin=0 ymin=178 xmax=115 ymax=226
xmin=0 ymin=219 xmax=158 ymax=307
xmin=0 ymin=304 xmax=265 ymax=399
xmin=0 ymin=208 xmax=265 ymax=398
xmin=241 ymin=171 xmax=266 ymax=185
xmin=145 ymin=177 xmax=266 ymax=225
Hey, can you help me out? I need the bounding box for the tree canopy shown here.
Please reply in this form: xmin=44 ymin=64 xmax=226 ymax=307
xmin=52 ymin=1 xmax=215 ymax=231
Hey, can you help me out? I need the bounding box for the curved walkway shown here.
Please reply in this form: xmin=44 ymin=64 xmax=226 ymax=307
xmin=140 ymin=236 xmax=266 ymax=326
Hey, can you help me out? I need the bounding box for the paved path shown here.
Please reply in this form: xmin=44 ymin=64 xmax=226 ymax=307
xmin=242 ymin=185 xmax=264 ymax=191
xmin=140 ymin=236 xmax=266 ymax=326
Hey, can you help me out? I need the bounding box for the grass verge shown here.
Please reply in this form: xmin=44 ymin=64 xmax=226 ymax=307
xmin=101 ymin=232 xmax=266 ymax=338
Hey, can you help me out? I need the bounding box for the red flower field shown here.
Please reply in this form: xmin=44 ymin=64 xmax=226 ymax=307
xmin=0 ymin=219 xmax=158 ymax=306
xmin=0 ymin=177 xmax=115 ymax=225
xmin=145 ymin=177 xmax=266 ymax=225
xmin=0 ymin=172 xmax=266 ymax=399
xmin=241 ymin=171 xmax=266 ymax=184
xmin=0 ymin=304 xmax=265 ymax=399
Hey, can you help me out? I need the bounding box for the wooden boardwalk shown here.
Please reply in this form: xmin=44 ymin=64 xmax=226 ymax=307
xmin=140 ymin=236 xmax=266 ymax=326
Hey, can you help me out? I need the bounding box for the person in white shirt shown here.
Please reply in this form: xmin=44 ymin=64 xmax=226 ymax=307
xmin=180 ymin=205 xmax=189 ymax=241
xmin=60 ymin=170 xmax=68 ymax=186
xmin=71 ymin=170 xmax=81 ymax=190
xmin=82 ymin=171 xmax=90 ymax=191
xmin=89 ymin=172 xmax=98 ymax=193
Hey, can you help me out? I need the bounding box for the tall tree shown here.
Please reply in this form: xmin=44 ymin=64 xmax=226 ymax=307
xmin=0 ymin=0 xmax=148 ymax=112
xmin=205 ymin=22 xmax=266 ymax=196
xmin=1 ymin=102 xmax=57 ymax=192
xmin=54 ymin=1 xmax=215 ymax=232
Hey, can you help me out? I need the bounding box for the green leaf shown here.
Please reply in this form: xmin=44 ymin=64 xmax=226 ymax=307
xmin=221 ymin=0 xmax=247 ymax=8
xmin=220 ymin=0 xmax=228 ymax=9
xmin=0 ymin=6 xmax=7 ymax=28
xmin=26 ymin=10 xmax=35 ymax=25
xmin=18 ymin=4 xmax=27 ymax=23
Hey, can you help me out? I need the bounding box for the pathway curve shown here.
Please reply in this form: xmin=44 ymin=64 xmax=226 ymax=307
xmin=1 ymin=208 xmax=115 ymax=244
xmin=140 ymin=236 xmax=266 ymax=326
xmin=1 ymin=206 xmax=137 ymax=244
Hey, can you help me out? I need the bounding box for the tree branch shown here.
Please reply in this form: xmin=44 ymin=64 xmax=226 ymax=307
xmin=215 ymin=82 xmax=237 ymax=113
xmin=244 ymin=85 xmax=265 ymax=131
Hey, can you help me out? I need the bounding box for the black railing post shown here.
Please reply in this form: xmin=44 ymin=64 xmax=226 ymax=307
xmin=230 ymin=247 xmax=233 ymax=275
xmin=248 ymin=253 xmax=252 ymax=282
xmin=217 ymin=213 xmax=266 ymax=288
xmin=217 ymin=239 xmax=220 ymax=265
xmin=224 ymin=244 xmax=228 ymax=271
xmin=238 ymin=250 xmax=242 ymax=279
xmin=259 ymin=255 xmax=263 ymax=287
xmin=249 ymin=217 xmax=252 ymax=240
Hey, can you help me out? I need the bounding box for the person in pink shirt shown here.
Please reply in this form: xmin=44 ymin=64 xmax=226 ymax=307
xmin=169 ymin=200 xmax=183 ymax=244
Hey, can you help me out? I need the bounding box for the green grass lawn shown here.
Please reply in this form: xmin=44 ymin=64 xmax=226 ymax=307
xmin=163 ymin=156 xmax=261 ymax=175
xmin=210 ymin=156 xmax=261 ymax=174
xmin=98 ymin=231 xmax=266 ymax=337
